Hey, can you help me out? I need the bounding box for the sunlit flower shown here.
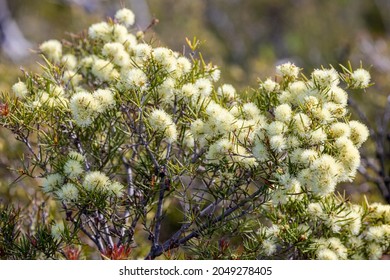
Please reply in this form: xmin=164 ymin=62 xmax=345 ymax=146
xmin=115 ymin=8 xmax=135 ymax=27
xmin=276 ymin=62 xmax=300 ymax=79
xmin=12 ymin=81 xmax=28 ymax=99
xmin=42 ymin=173 xmax=64 ymax=193
xmin=262 ymin=239 xmax=277 ymax=256
xmin=317 ymin=248 xmax=338 ymax=260
xmin=93 ymin=89 xmax=116 ymax=112
xmin=351 ymin=69 xmax=371 ymax=89
xmin=64 ymin=159 xmax=84 ymax=179
xmin=274 ymin=103 xmax=292 ymax=123
xmin=91 ymin=59 xmax=119 ymax=82
xmin=149 ymin=109 xmax=177 ymax=143
xmin=261 ymin=78 xmax=279 ymax=92
xmin=61 ymin=54 xmax=77 ymax=70
xmin=217 ymin=84 xmax=236 ymax=100
xmin=40 ymin=39 xmax=62 ymax=63
xmin=311 ymin=68 xmax=339 ymax=88
xmin=69 ymin=91 xmax=99 ymax=127
xmin=195 ymin=78 xmax=213 ymax=97
xmin=57 ymin=183 xmax=79 ymax=202
xmin=83 ymin=171 xmax=110 ymax=191
xmin=88 ymin=22 xmax=111 ymax=41
xmin=121 ymin=68 xmax=148 ymax=91
xmin=349 ymin=120 xmax=369 ymax=148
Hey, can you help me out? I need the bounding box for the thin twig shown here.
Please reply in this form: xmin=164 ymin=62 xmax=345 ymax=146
xmin=145 ymin=184 xmax=267 ymax=259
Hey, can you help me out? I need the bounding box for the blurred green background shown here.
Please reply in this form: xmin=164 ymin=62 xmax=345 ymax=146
xmin=1 ymin=0 xmax=390 ymax=210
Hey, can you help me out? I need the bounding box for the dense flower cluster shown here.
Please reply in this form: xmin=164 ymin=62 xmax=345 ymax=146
xmin=2 ymin=7 xmax=388 ymax=260
xmin=257 ymin=196 xmax=390 ymax=259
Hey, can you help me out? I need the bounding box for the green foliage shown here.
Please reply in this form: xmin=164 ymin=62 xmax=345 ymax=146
xmin=0 ymin=204 xmax=61 ymax=259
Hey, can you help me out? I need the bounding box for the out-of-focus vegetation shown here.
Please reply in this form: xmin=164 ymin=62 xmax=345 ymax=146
xmin=0 ymin=0 xmax=390 ymax=259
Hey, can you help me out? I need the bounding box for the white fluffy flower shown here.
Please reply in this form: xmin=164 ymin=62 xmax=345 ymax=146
xmin=307 ymin=203 xmax=323 ymax=218
xmin=311 ymin=68 xmax=339 ymax=88
xmin=158 ymin=78 xmax=176 ymax=104
xmin=293 ymin=113 xmax=311 ymax=133
xmin=205 ymin=102 xmax=235 ymax=134
xmin=242 ymin=103 xmax=261 ymax=120
xmin=42 ymin=173 xmax=64 ymax=193
xmin=308 ymin=128 xmax=327 ymax=145
xmin=91 ymin=59 xmax=119 ymax=82
xmin=335 ymin=137 xmax=361 ymax=179
xmin=63 ymin=159 xmax=84 ymax=179
xmin=217 ymin=84 xmax=236 ymax=100
xmin=300 ymin=149 xmax=319 ymax=165
xmin=102 ymin=42 xmax=130 ymax=67
xmin=39 ymin=39 xmax=62 ymax=63
xmin=63 ymin=70 xmax=83 ymax=86
xmin=329 ymin=122 xmax=351 ymax=139
xmin=69 ymin=91 xmax=99 ymax=127
xmin=367 ymin=243 xmax=383 ymax=260
xmin=269 ymin=135 xmax=286 ymax=153
xmin=149 ymin=109 xmax=177 ymax=143
xmin=181 ymin=83 xmax=199 ymax=98
xmin=351 ymin=69 xmax=371 ymax=88
xmin=317 ymin=238 xmax=347 ymax=259
xmin=209 ymin=67 xmax=221 ymax=82
xmin=122 ymin=34 xmax=138 ymax=52
xmin=57 ymin=183 xmax=79 ymax=202
xmin=303 ymin=95 xmax=319 ymax=111
xmin=370 ymin=203 xmax=390 ymax=223
xmin=190 ymin=119 xmax=205 ymax=139
xmin=271 ymin=188 xmax=288 ymax=205
xmin=266 ymin=121 xmax=286 ymax=136
xmin=131 ymin=43 xmax=152 ymax=64
xmin=276 ymin=62 xmax=300 ymax=79
xmin=312 ymin=107 xmax=332 ymax=123
xmin=262 ymin=239 xmax=277 ymax=256
xmin=88 ymin=22 xmax=112 ymax=41
xmin=252 ymin=141 xmax=268 ymax=162
xmin=108 ymin=181 xmax=125 ymax=196
xmin=115 ymin=8 xmax=135 ymax=27
xmin=112 ymin=24 xmax=129 ymax=43
xmin=79 ymin=55 xmax=97 ymax=75
xmin=261 ymin=78 xmax=279 ymax=92
xmin=324 ymin=102 xmax=347 ymax=119
xmin=286 ymin=135 xmax=300 ymax=149
xmin=365 ymin=226 xmax=387 ymax=242
xmin=93 ymin=89 xmax=116 ymax=112
xmin=195 ymin=78 xmax=213 ymax=97
xmin=152 ymin=47 xmax=177 ymax=72
xmin=329 ymin=86 xmax=348 ymax=106
xmin=274 ymin=104 xmax=292 ymax=123
xmin=287 ymin=81 xmax=307 ymax=105
xmin=175 ymin=56 xmax=192 ymax=77
xmin=347 ymin=210 xmax=362 ymax=235
xmin=122 ymin=68 xmax=148 ymax=91
xmin=349 ymin=120 xmax=369 ymax=148
xmin=309 ymin=154 xmax=341 ymax=196
xmin=206 ymin=138 xmax=233 ymax=163
xmin=317 ymin=248 xmax=338 ymax=260
xmin=83 ymin=171 xmax=110 ymax=191
xmin=68 ymin=151 xmax=85 ymax=162
xmin=183 ymin=131 xmax=195 ymax=148
xmin=12 ymin=81 xmax=28 ymax=99
xmin=61 ymin=54 xmax=77 ymax=70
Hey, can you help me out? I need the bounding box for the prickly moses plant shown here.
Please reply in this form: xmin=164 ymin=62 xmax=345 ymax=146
xmin=1 ymin=8 xmax=389 ymax=260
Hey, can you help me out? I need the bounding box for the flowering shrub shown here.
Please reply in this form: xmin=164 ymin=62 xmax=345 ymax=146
xmin=0 ymin=8 xmax=389 ymax=260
